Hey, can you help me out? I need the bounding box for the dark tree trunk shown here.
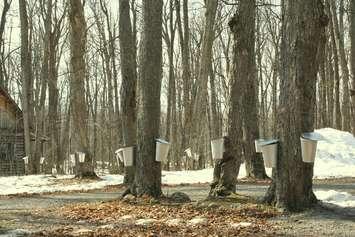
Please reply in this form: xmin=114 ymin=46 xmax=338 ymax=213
xmin=326 ymin=43 xmax=334 ymax=127
xmin=263 ymin=0 xmax=327 ymax=212
xmin=19 ymin=0 xmax=36 ymax=174
xmin=236 ymin=0 xmax=267 ymax=180
xmin=326 ymin=1 xmax=342 ymax=130
xmin=190 ymin=0 xmax=217 ymax=156
xmin=119 ymin=0 xmax=137 ymax=189
xmin=134 ymin=0 xmax=163 ymax=198
xmin=0 ymin=0 xmax=10 ymax=88
xmin=209 ymin=6 xmax=250 ymax=197
xmin=350 ymin=0 xmax=355 ymax=135
xmin=69 ymin=0 xmax=97 ymax=179
xmin=209 ymin=137 xmax=240 ymax=197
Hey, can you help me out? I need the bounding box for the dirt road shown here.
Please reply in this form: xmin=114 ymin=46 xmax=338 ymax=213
xmin=0 ymin=182 xmax=354 ymax=236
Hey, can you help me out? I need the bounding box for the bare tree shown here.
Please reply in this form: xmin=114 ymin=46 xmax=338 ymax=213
xmin=350 ymin=0 xmax=355 ymax=135
xmin=263 ymin=0 xmax=327 ymax=211
xmin=0 ymin=0 xmax=11 ymax=88
xmin=69 ymin=0 xmax=97 ymax=179
xmin=135 ymin=0 xmax=163 ymax=197
xmin=119 ymin=0 xmax=137 ymax=191
xmin=19 ymin=0 xmax=36 ymax=173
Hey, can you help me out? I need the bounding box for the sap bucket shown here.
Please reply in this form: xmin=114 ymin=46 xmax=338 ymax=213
xmin=184 ymin=148 xmax=192 ymax=158
xmin=52 ymin=166 xmax=57 ymax=176
xmin=254 ymin=139 xmax=266 ymax=153
xmin=156 ymin=139 xmax=170 ymax=162
xmin=70 ymin=154 xmax=75 ymax=164
xmin=211 ymin=138 xmax=224 ymax=160
xmin=40 ymin=157 xmax=45 ymax=164
xmin=300 ymin=132 xmax=322 ymax=163
xmin=115 ymin=149 xmax=124 ymax=163
xmin=122 ymin=146 xmax=134 ymax=167
xmin=77 ymin=152 xmax=85 ymax=163
xmin=261 ymin=140 xmax=278 ymax=168
xmin=22 ymin=156 xmax=29 ymax=165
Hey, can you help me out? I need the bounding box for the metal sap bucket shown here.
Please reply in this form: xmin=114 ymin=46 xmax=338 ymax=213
xmin=156 ymin=139 xmax=170 ymax=162
xmin=261 ymin=140 xmax=279 ymax=168
xmin=300 ymin=132 xmax=322 ymax=163
xmin=211 ymin=138 xmax=224 ymax=160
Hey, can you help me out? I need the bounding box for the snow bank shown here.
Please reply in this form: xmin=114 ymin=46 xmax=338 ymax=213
xmin=315 ymin=190 xmax=355 ymax=207
xmin=0 ymin=174 xmax=123 ymax=195
xmin=314 ymin=128 xmax=355 ymax=178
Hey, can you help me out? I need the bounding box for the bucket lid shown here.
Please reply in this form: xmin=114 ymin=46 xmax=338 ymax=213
xmin=260 ymin=139 xmax=279 ymax=146
xmin=211 ymin=137 xmax=224 ymax=142
xmin=116 ymin=146 xmax=135 ymax=153
xmin=301 ymin=132 xmax=323 ymax=141
xmin=255 ymin=138 xmax=266 ymax=142
xmin=156 ymin=138 xmax=170 ymax=144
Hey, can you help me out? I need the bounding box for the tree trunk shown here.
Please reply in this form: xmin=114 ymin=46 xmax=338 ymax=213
xmin=327 ymin=1 xmax=342 ymax=130
xmin=209 ymin=7 xmax=250 ymax=197
xmin=326 ymin=43 xmax=334 ymax=127
xmin=119 ymin=0 xmax=137 ymax=189
xmin=350 ymin=0 xmax=355 ymax=135
xmin=134 ymin=0 xmax=163 ymax=198
xmin=19 ymin=0 xmax=36 ymax=174
xmin=0 ymin=0 xmax=11 ymax=88
xmin=176 ymin=0 xmax=192 ymax=157
xmin=236 ymin=0 xmax=267 ymax=180
xmin=69 ymin=0 xmax=97 ymax=179
xmin=190 ymin=0 xmax=217 ymax=158
xmin=263 ymin=0 xmax=327 ymax=211
xmin=330 ymin=0 xmax=351 ymax=132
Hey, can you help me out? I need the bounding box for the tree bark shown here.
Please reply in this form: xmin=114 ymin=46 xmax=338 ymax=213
xmin=0 ymin=0 xmax=11 ymax=88
xmin=350 ymin=0 xmax=355 ymax=135
xmin=69 ymin=0 xmax=97 ymax=179
xmin=134 ymin=0 xmax=163 ymax=198
xmin=326 ymin=1 xmax=342 ymax=130
xmin=190 ymin=0 xmax=217 ymax=159
xmin=330 ymin=0 xmax=351 ymax=132
xmin=263 ymin=0 xmax=327 ymax=211
xmin=209 ymin=7 xmax=250 ymax=197
xmin=19 ymin=0 xmax=36 ymax=174
xmin=119 ymin=0 xmax=137 ymax=188
xmin=236 ymin=0 xmax=267 ymax=180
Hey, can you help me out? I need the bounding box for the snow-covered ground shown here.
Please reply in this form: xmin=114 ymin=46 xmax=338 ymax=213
xmin=314 ymin=128 xmax=355 ymax=178
xmin=314 ymin=190 xmax=355 ymax=207
xmin=0 ymin=128 xmax=354 ymax=207
xmin=0 ymin=174 xmax=124 ymax=196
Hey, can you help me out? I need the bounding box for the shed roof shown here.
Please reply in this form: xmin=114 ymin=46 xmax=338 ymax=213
xmin=0 ymin=86 xmax=22 ymax=118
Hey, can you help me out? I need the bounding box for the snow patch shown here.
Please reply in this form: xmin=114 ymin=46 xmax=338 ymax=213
xmin=314 ymin=128 xmax=355 ymax=178
xmin=0 ymin=174 xmax=123 ymax=195
xmin=231 ymin=222 xmax=252 ymax=228
xmin=188 ymin=217 xmax=208 ymax=226
xmin=135 ymin=218 xmax=156 ymax=226
xmin=315 ymin=190 xmax=355 ymax=207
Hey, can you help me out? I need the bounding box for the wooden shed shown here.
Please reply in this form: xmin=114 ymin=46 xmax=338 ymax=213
xmin=0 ymin=86 xmax=25 ymax=176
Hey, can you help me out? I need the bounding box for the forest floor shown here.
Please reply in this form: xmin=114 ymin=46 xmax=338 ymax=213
xmin=0 ymin=179 xmax=354 ymax=236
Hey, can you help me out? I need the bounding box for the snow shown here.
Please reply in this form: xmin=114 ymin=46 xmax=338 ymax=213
xmin=315 ymin=190 xmax=355 ymax=207
xmin=135 ymin=218 xmax=156 ymax=226
xmin=0 ymin=174 xmax=123 ymax=195
xmin=231 ymin=222 xmax=253 ymax=228
xmin=313 ymin=128 xmax=355 ymax=178
xmin=188 ymin=217 xmax=208 ymax=226
xmin=0 ymin=128 xmax=355 ymax=207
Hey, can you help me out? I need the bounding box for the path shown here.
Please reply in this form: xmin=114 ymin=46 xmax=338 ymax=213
xmin=0 ymin=182 xmax=354 ymax=236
